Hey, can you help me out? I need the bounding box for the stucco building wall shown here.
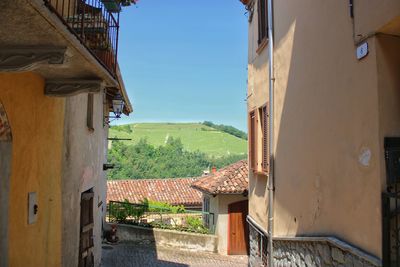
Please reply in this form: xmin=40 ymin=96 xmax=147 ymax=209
xmin=61 ymin=92 xmax=108 ymax=267
xmin=0 ymin=72 xmax=65 ymax=267
xmin=247 ymin=0 xmax=400 ymax=261
xmin=206 ymin=194 xmax=248 ymax=255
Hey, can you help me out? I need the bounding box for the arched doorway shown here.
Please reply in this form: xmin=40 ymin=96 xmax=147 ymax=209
xmin=0 ymin=101 xmax=12 ymax=267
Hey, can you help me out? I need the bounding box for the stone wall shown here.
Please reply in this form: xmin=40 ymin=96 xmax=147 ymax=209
xmin=248 ymin=223 xmax=381 ymax=267
xmin=116 ymin=224 xmax=218 ymax=253
xmin=249 ymin=225 xmax=266 ymax=266
xmin=273 ymin=240 xmax=379 ymax=267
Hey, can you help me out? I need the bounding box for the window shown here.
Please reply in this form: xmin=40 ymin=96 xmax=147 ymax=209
xmin=260 ymin=104 xmax=269 ymax=173
xmin=203 ymin=196 xmax=210 ymax=228
xmin=249 ymin=111 xmax=257 ymax=171
xmin=87 ymin=93 xmax=94 ymax=131
xmin=249 ymin=105 xmax=269 ymax=174
xmin=257 ymin=0 xmax=268 ymax=45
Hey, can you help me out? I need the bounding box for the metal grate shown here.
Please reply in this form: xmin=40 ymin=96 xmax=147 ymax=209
xmin=383 ymin=137 xmax=400 ymax=267
xmin=249 ymin=222 xmax=269 ymax=266
xmin=261 ymin=234 xmax=269 ymax=266
xmin=43 ymin=0 xmax=120 ymax=77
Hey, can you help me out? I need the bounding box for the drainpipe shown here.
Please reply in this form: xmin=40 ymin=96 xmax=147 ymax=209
xmin=267 ymin=0 xmax=275 ymax=266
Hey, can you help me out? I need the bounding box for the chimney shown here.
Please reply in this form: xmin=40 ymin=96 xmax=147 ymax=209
xmin=211 ymin=167 xmax=217 ymax=174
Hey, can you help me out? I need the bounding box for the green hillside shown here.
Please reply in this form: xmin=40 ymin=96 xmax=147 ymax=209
xmin=109 ymin=123 xmax=247 ymax=157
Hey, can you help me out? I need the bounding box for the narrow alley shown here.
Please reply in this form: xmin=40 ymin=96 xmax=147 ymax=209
xmin=101 ymin=241 xmax=248 ymax=267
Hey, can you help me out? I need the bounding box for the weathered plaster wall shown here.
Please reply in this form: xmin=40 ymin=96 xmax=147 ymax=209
xmin=61 ymin=92 xmax=108 ymax=267
xmin=0 ymin=72 xmax=65 ymax=267
xmin=246 ymin=0 xmax=394 ymax=258
xmin=210 ymin=194 xmax=248 ymax=255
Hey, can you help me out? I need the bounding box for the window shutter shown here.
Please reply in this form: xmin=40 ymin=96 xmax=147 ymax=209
xmin=249 ymin=111 xmax=257 ymax=171
xmin=262 ymin=104 xmax=269 ymax=173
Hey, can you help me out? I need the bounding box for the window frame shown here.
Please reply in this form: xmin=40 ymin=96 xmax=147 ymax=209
xmin=203 ymin=196 xmax=210 ymax=228
xmin=87 ymin=93 xmax=94 ymax=132
xmin=249 ymin=110 xmax=258 ymax=172
xmin=257 ymin=0 xmax=268 ymax=53
xmin=260 ymin=103 xmax=269 ymax=174
xmin=257 ymin=0 xmax=268 ymax=44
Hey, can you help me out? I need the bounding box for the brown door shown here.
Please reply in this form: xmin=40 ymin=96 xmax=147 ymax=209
xmin=228 ymin=200 xmax=249 ymax=255
xmin=79 ymin=191 xmax=95 ymax=267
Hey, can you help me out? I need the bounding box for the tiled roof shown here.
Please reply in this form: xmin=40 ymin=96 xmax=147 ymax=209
xmin=107 ymin=178 xmax=202 ymax=207
xmin=191 ymin=160 xmax=249 ymax=195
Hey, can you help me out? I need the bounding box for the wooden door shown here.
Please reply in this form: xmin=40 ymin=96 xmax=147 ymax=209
xmin=228 ymin=200 xmax=249 ymax=255
xmin=79 ymin=191 xmax=95 ymax=267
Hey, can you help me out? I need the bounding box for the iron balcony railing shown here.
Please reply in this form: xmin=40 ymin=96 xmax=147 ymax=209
xmin=44 ymin=0 xmax=120 ymax=77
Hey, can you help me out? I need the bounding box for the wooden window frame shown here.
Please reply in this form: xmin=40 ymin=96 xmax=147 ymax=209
xmin=257 ymin=0 xmax=268 ymax=53
xmin=260 ymin=103 xmax=269 ymax=174
xmin=249 ymin=110 xmax=258 ymax=172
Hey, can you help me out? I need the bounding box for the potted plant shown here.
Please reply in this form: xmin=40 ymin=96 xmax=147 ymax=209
xmin=101 ymin=0 xmax=137 ymax=13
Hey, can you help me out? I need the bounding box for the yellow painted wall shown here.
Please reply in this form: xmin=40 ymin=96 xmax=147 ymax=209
xmin=0 ymin=73 xmax=64 ymax=267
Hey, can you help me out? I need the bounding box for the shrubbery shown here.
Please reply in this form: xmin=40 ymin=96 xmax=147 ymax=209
xmin=108 ymin=200 xmax=209 ymax=234
xmin=202 ymin=121 xmax=247 ymax=140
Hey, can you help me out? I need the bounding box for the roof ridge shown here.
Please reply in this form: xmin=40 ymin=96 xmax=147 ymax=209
xmin=107 ymin=177 xmax=201 ymax=183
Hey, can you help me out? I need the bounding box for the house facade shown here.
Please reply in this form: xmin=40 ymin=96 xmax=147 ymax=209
xmin=192 ymin=160 xmax=249 ymax=255
xmin=0 ymin=0 xmax=132 ymax=266
xmin=241 ymin=0 xmax=400 ymax=266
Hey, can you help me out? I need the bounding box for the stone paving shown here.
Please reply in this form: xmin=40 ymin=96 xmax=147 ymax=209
xmin=101 ymin=241 xmax=248 ymax=267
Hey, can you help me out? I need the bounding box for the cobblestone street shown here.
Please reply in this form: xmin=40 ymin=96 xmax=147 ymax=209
xmin=101 ymin=241 xmax=248 ymax=267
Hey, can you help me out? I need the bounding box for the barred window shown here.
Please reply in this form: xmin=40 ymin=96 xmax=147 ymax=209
xmin=203 ymin=196 xmax=210 ymax=228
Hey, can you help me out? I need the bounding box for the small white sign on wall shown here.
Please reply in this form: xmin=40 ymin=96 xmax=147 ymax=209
xmin=356 ymin=42 xmax=369 ymax=60
xmin=28 ymin=192 xmax=38 ymax=224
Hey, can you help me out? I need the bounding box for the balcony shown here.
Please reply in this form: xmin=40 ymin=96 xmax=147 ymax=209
xmin=43 ymin=0 xmax=120 ymax=77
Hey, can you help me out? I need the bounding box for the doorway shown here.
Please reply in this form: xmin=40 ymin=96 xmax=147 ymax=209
xmin=0 ymin=101 xmax=12 ymax=267
xmin=79 ymin=189 xmax=95 ymax=267
xmin=228 ymin=200 xmax=249 ymax=255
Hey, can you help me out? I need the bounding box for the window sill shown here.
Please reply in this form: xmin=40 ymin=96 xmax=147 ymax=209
xmin=256 ymin=38 xmax=268 ymax=54
xmin=251 ymin=169 xmax=269 ymax=177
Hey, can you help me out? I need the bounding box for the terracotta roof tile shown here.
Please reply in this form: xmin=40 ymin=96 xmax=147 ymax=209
xmin=107 ymin=178 xmax=202 ymax=207
xmin=191 ymin=160 xmax=249 ymax=195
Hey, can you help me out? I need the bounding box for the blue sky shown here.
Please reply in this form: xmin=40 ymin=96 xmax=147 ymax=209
xmin=116 ymin=0 xmax=248 ymax=131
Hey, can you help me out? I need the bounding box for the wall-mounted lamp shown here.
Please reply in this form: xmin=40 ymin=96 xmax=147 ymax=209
xmin=104 ymin=92 xmax=125 ymax=125
xmin=112 ymin=92 xmax=125 ymax=119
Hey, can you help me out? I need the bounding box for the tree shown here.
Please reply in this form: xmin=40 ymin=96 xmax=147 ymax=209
xmin=107 ymin=137 xmax=247 ymax=180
